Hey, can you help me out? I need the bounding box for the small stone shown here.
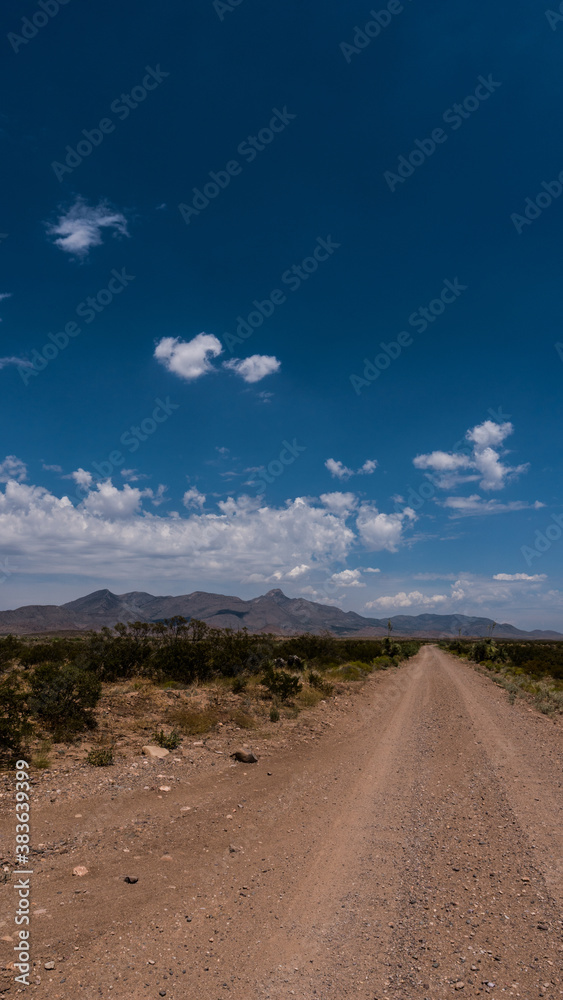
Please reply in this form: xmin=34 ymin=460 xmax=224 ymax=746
xmin=72 ymin=866 xmax=88 ymax=877
xmin=159 ymin=786 xmax=171 ymax=792
xmin=142 ymin=745 xmax=169 ymax=759
xmin=454 ymin=983 xmax=465 ymax=991
xmin=44 ymin=962 xmax=55 ymax=970
xmin=123 ymin=876 xmax=138 ymax=884
xmin=180 ymin=806 xmax=191 ymax=812
xmin=537 ymin=922 xmax=549 ymax=930
xmin=147 ymin=960 xmax=155 ymax=965
xmin=159 ymin=992 xmax=166 ymax=997
xmin=193 ymin=740 xmax=204 ymax=746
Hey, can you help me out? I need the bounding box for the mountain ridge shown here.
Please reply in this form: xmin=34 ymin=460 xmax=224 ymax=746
xmin=0 ymin=589 xmax=560 ymax=638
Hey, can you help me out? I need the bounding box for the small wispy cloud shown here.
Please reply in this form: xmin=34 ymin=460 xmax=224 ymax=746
xmin=325 ymin=457 xmax=378 ymax=480
xmin=442 ymin=495 xmax=545 ymax=518
xmin=493 ymin=573 xmax=547 ymax=582
xmin=0 ymin=455 xmax=27 ymax=483
xmin=42 ymin=463 xmax=63 ymax=473
xmin=47 ymin=197 xmax=129 ymax=258
xmin=0 ymin=356 xmax=32 ymax=370
xmin=223 ymin=354 xmax=281 ymax=383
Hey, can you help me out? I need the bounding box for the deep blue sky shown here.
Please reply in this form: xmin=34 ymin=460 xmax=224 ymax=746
xmin=0 ymin=0 xmax=561 ymax=628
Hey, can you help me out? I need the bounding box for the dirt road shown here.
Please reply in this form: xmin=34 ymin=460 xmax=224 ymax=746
xmin=1 ymin=645 xmax=562 ymax=998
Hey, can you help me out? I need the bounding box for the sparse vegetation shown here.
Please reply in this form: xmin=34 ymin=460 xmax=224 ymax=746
xmin=86 ymin=746 xmax=114 ymax=766
xmin=0 ymin=627 xmax=423 ymax=766
xmin=153 ymin=728 xmax=182 ymax=750
xmin=440 ymin=639 xmax=563 ymax=715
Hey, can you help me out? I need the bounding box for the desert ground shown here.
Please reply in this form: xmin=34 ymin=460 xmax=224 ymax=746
xmin=0 ymin=644 xmax=561 ymax=999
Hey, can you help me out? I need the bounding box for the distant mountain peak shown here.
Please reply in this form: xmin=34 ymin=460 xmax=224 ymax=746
xmin=0 ymin=588 xmax=560 ymax=638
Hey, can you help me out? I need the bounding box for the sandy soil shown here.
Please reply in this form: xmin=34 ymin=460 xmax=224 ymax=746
xmin=0 ymin=644 xmax=561 ymax=999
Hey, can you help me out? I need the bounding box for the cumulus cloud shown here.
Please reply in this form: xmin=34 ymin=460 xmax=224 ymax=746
xmin=0 ymin=480 xmax=357 ymax=583
xmin=356 ymin=504 xmax=416 ymax=552
xmin=47 ymin=197 xmax=129 ymax=258
xmin=442 ymin=495 xmax=545 ymax=517
xmin=365 ymin=591 xmax=448 ymax=610
xmin=223 ymin=355 xmax=281 ymax=383
xmin=493 ymin=573 xmax=546 ymax=582
xmin=319 ymin=491 xmax=357 ymax=514
xmin=325 ymin=459 xmax=353 ymax=480
xmin=70 ymin=468 xmax=93 ymax=488
xmin=183 ymin=487 xmax=206 ymax=509
xmin=286 ymin=564 xmax=310 ymax=578
xmin=325 ymin=458 xmax=378 ymax=480
xmin=414 ymin=420 xmax=528 ymax=492
xmin=330 ymin=569 xmax=365 ymax=587
xmin=0 ymin=456 xmax=27 ymax=483
xmin=155 ymin=333 xmax=222 ymax=381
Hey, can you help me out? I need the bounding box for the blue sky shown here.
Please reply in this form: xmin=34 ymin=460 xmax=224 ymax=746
xmin=0 ymin=0 xmax=562 ymax=629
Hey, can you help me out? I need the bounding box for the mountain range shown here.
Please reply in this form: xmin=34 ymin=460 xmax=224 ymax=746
xmin=0 ymin=588 xmax=560 ymax=639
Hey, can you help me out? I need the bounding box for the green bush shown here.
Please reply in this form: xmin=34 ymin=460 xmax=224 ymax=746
xmin=86 ymin=747 xmax=114 ymax=766
xmin=0 ymin=673 xmax=31 ymax=763
xmin=153 ymin=728 xmax=181 ymax=750
xmin=231 ymin=676 xmax=247 ymax=694
xmin=261 ymin=665 xmax=302 ymax=702
xmin=269 ymin=705 xmax=280 ymax=722
xmin=29 ymin=663 xmax=102 ymax=739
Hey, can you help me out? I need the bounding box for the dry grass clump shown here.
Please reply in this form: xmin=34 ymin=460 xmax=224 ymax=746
xmin=167 ymin=706 xmax=220 ymax=735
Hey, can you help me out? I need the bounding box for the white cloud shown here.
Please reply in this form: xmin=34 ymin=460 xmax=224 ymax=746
xmin=47 ymin=197 xmax=129 ymax=258
xmin=325 ymin=459 xmax=353 ymax=480
xmin=0 ymin=480 xmax=356 ymax=583
xmin=493 ymin=573 xmax=547 ymax=582
xmin=223 ymin=355 xmax=281 ymax=383
xmin=364 ymin=566 xmax=381 ymax=573
xmin=365 ymin=591 xmax=448 ymax=610
xmin=0 ymin=356 xmax=31 ymax=370
xmin=319 ymin=491 xmax=357 ymax=514
xmin=442 ymin=495 xmax=545 ymax=517
xmin=154 ymin=333 xmax=223 ymax=381
xmin=81 ymin=482 xmax=143 ymax=519
xmin=413 ymin=451 xmax=472 ymax=472
xmin=414 ymin=420 xmax=528 ymax=492
xmin=330 ymin=569 xmax=365 ymax=587
xmin=42 ymin=463 xmax=63 ymax=473
xmin=183 ymin=487 xmax=206 ymax=509
xmin=286 ymin=564 xmax=310 ymax=578
xmin=0 ymin=456 xmax=27 ymax=483
xmin=70 ymin=468 xmax=93 ymax=488
xmin=356 ymin=505 xmax=416 ymax=552
xmin=325 ymin=457 xmax=378 ymax=480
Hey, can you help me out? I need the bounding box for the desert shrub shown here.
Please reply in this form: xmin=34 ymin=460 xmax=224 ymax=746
xmin=153 ymin=728 xmax=181 ymax=750
xmin=0 ymin=673 xmax=31 ymax=763
xmin=231 ymin=676 xmax=247 ymax=694
xmin=168 ymin=707 xmax=219 ymax=735
xmin=29 ymin=663 xmax=101 ymax=739
xmin=230 ymin=710 xmax=255 ymax=729
xmin=31 ymin=740 xmax=51 ymax=769
xmin=261 ymin=665 xmax=302 ymax=702
xmin=0 ymin=635 xmax=23 ymax=670
xmin=86 ymin=747 xmax=114 ymax=766
xmin=269 ymin=705 xmax=280 ymax=722
xmin=18 ymin=639 xmax=77 ymax=668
